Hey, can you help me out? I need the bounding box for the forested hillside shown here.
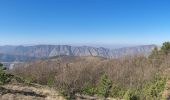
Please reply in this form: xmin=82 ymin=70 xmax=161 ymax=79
xmin=6 ymin=42 xmax=170 ymax=100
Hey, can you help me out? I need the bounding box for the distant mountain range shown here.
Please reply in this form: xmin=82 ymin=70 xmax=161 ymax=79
xmin=0 ymin=45 xmax=157 ymax=62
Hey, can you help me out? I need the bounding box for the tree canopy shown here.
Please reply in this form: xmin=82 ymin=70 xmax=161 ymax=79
xmin=161 ymin=42 xmax=170 ymax=55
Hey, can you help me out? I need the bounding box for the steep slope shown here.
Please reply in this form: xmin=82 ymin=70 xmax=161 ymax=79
xmin=0 ymin=45 xmax=156 ymax=62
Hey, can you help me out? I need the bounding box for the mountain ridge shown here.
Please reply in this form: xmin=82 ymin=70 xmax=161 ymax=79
xmin=0 ymin=44 xmax=157 ymax=62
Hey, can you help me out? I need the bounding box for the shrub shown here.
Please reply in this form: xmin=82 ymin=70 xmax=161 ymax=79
xmin=80 ymin=87 xmax=97 ymax=96
xmin=47 ymin=77 xmax=55 ymax=87
xmin=97 ymin=74 xmax=112 ymax=98
xmin=124 ymin=89 xmax=140 ymax=100
xmin=24 ymin=76 xmax=34 ymax=85
xmin=59 ymin=83 xmax=77 ymax=100
xmin=110 ymin=85 xmax=126 ymax=98
xmin=0 ymin=63 xmax=10 ymax=84
xmin=161 ymin=42 xmax=170 ymax=55
xmin=142 ymin=75 xmax=167 ymax=99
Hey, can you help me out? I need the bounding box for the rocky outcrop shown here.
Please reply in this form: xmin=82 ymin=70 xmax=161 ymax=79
xmin=0 ymin=45 xmax=156 ymax=62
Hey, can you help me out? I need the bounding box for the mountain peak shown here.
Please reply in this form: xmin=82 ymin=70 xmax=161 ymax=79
xmin=0 ymin=45 xmax=157 ymax=62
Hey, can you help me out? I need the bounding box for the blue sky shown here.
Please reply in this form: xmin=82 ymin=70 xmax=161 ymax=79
xmin=0 ymin=0 xmax=169 ymax=46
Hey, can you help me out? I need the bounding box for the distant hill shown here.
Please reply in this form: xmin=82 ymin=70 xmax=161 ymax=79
xmin=0 ymin=45 xmax=156 ymax=62
xmin=0 ymin=53 xmax=37 ymax=62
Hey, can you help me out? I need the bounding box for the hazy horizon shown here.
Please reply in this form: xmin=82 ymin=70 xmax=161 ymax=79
xmin=0 ymin=43 xmax=158 ymax=50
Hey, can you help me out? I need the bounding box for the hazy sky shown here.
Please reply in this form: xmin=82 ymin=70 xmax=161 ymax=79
xmin=0 ymin=0 xmax=169 ymax=45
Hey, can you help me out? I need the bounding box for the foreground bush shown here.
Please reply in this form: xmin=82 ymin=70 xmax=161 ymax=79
xmin=142 ymin=75 xmax=167 ymax=100
xmin=97 ymin=74 xmax=112 ymax=98
xmin=0 ymin=63 xmax=10 ymax=84
xmin=123 ymin=75 xmax=167 ymax=100
xmin=80 ymin=87 xmax=97 ymax=96
xmin=110 ymin=85 xmax=126 ymax=99
xmin=124 ymin=89 xmax=140 ymax=100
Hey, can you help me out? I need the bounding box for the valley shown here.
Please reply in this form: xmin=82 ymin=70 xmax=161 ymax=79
xmin=0 ymin=0 xmax=169 ymax=99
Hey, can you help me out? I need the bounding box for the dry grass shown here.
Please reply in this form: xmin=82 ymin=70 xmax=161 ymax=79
xmin=0 ymin=83 xmax=65 ymax=100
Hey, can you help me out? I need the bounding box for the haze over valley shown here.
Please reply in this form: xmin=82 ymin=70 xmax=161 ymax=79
xmin=0 ymin=0 xmax=170 ymax=100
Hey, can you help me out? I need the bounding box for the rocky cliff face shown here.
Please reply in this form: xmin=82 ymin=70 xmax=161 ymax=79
xmin=0 ymin=45 xmax=156 ymax=62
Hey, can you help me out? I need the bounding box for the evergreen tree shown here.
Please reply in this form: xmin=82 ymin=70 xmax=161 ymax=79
xmin=161 ymin=42 xmax=170 ymax=55
xmin=0 ymin=63 xmax=9 ymax=84
xmin=149 ymin=47 xmax=159 ymax=59
xmin=97 ymin=74 xmax=112 ymax=98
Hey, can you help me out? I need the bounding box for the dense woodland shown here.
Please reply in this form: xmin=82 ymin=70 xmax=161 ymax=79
xmin=1 ymin=42 xmax=170 ymax=100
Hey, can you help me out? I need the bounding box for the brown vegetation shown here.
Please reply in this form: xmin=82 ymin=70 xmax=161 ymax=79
xmin=8 ymin=42 xmax=170 ymax=99
xmin=10 ymin=55 xmax=168 ymax=97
